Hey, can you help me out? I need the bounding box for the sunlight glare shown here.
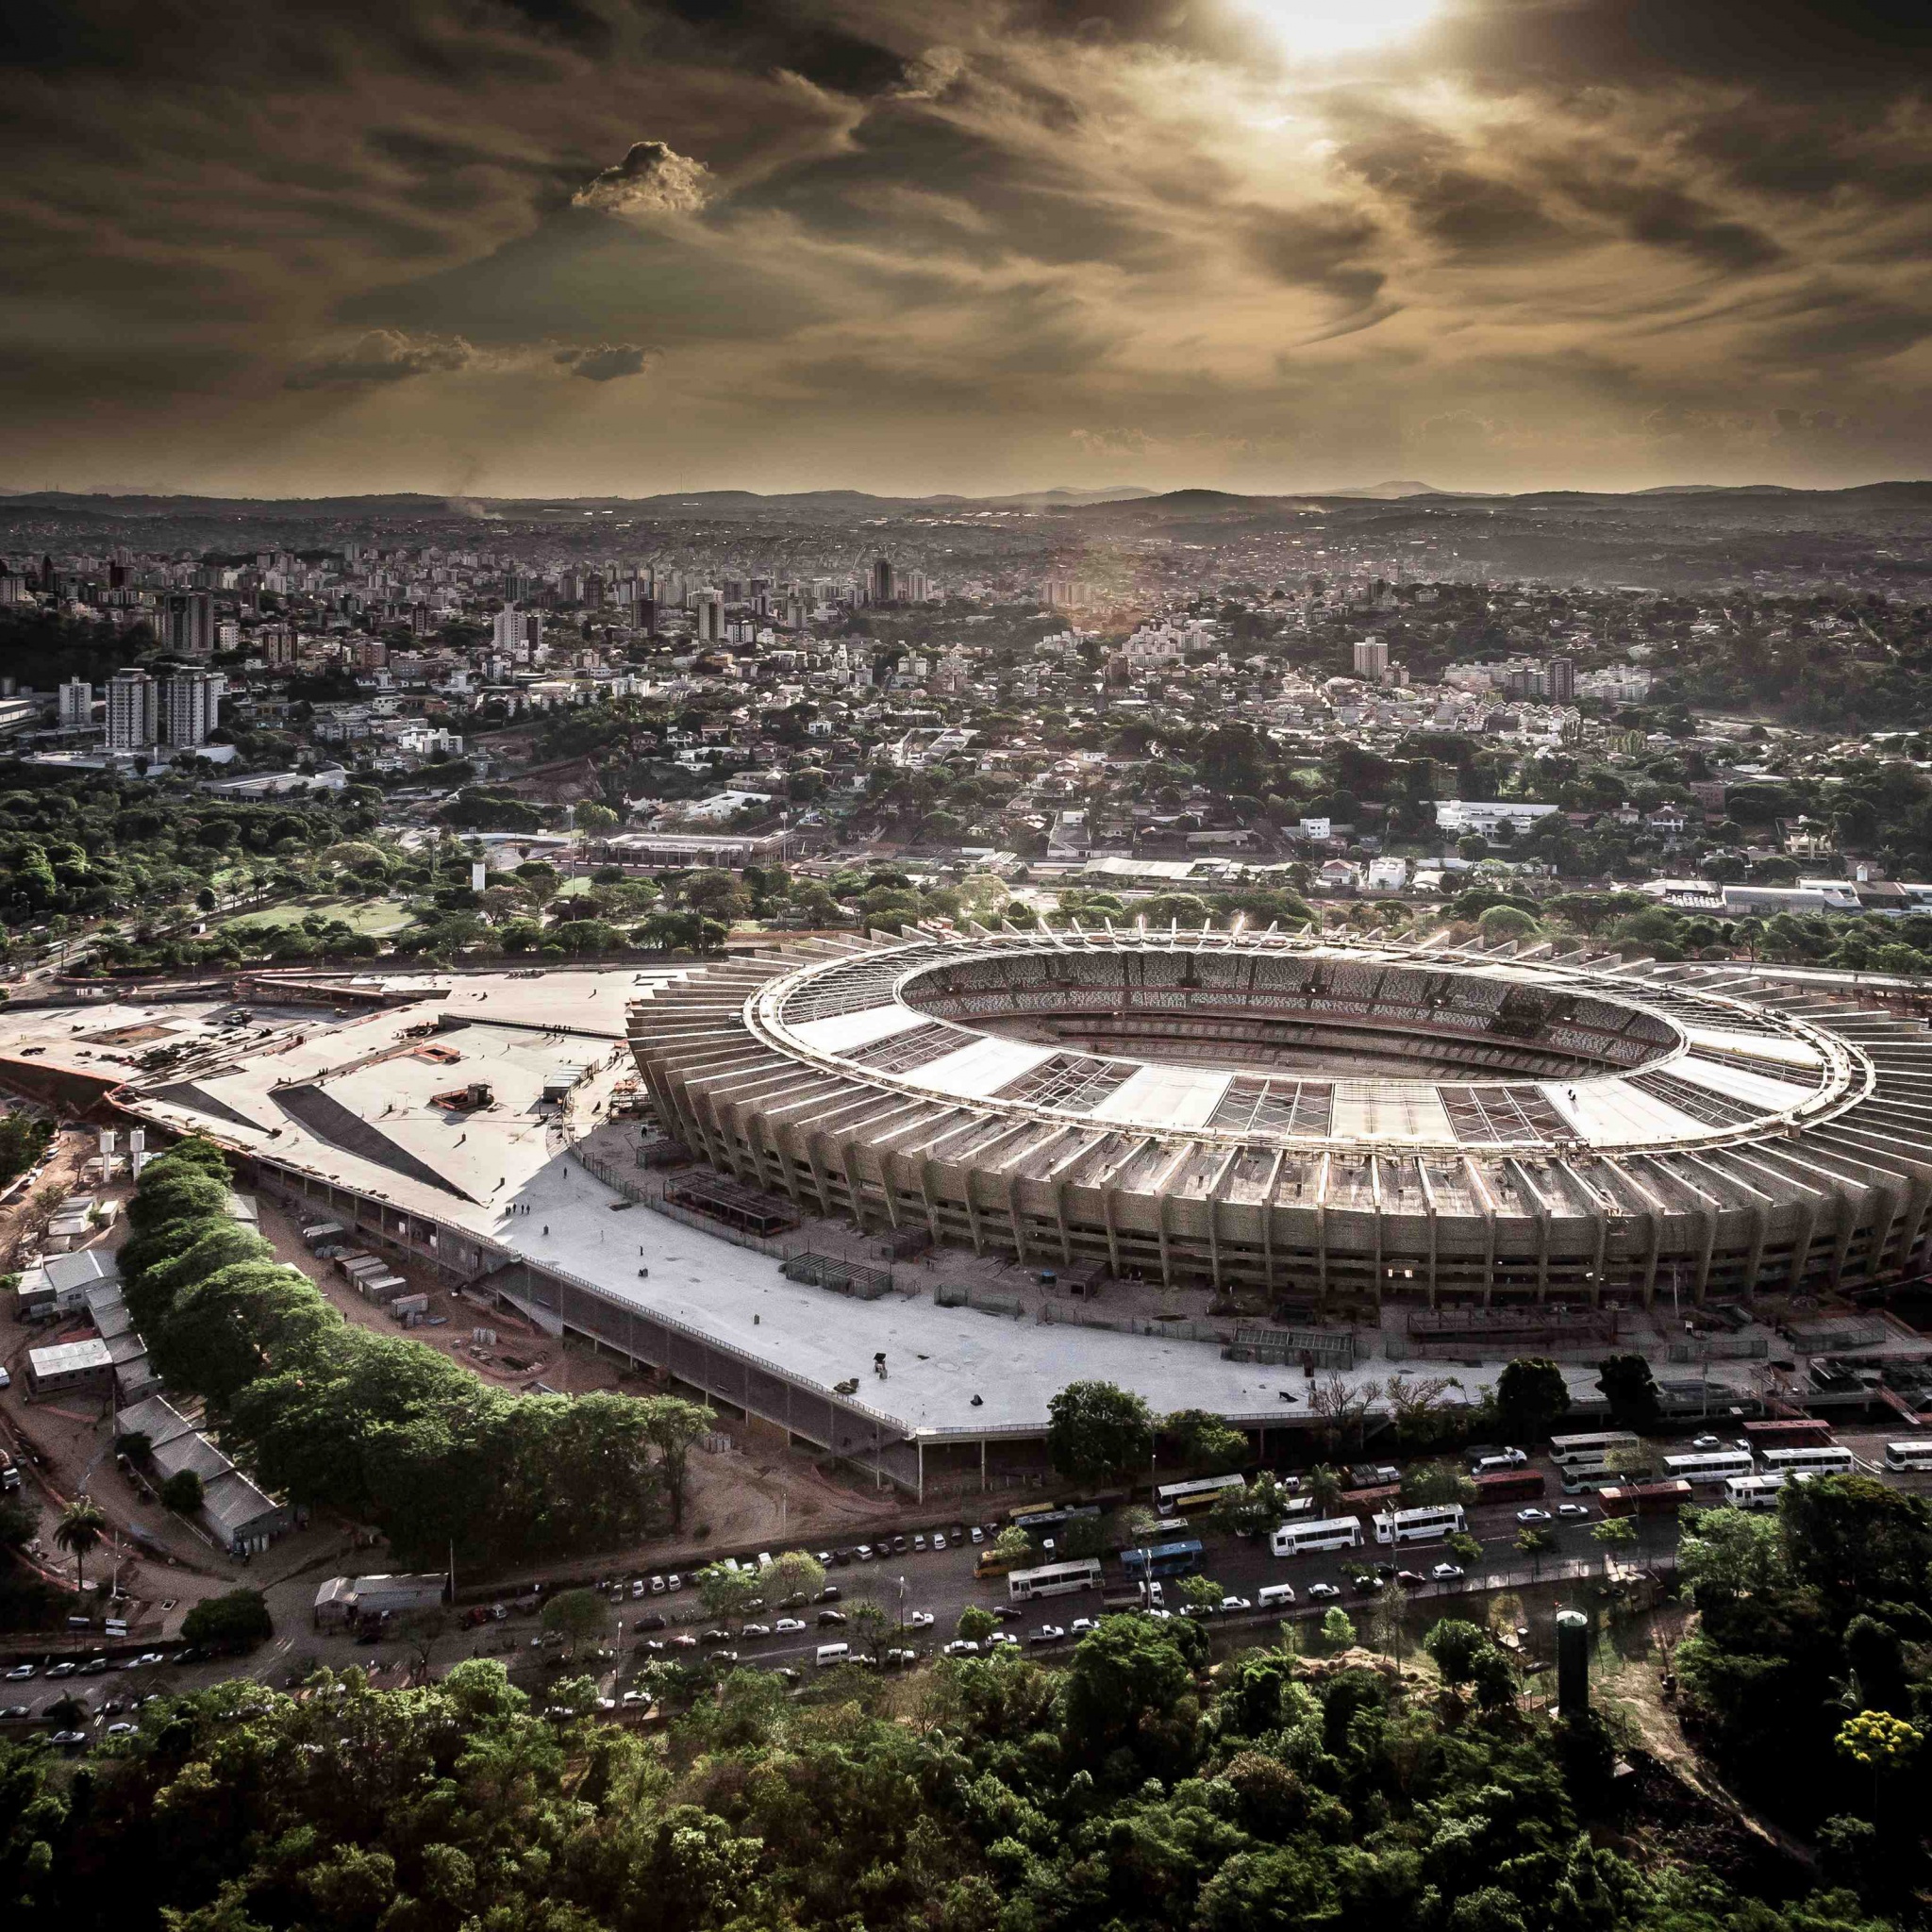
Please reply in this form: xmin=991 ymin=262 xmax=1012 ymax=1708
xmin=1241 ymin=0 xmax=1441 ymax=58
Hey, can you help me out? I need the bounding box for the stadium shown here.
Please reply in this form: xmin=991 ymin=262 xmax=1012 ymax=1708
xmin=631 ymin=925 xmax=1932 ymax=1310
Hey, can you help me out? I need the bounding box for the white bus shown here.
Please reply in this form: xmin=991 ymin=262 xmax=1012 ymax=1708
xmin=1257 ymin=1583 xmax=1298 ymax=1609
xmin=1008 ymin=1557 xmax=1103 ymax=1603
xmin=1271 ymin=1516 xmax=1364 ymax=1557
xmin=1372 ymin=1503 xmax=1467 ymax=1546
xmin=1723 ymin=1474 xmax=1786 ymax=1510
xmin=1885 ymin=1441 xmax=1932 ymax=1473
xmin=1759 ymin=1445 xmax=1855 ymax=1478
xmin=1549 ymin=1431 xmax=1641 ymax=1471
xmin=1661 ymin=1449 xmax=1756 ymax=1486
xmin=1156 ymin=1474 xmax=1248 ymax=1517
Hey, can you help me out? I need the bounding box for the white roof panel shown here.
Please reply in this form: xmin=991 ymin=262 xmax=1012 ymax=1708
xmin=1331 ymin=1084 xmax=1456 ymax=1143
xmin=1540 ymin=1078 xmax=1707 ymax=1147
xmin=1670 ymin=1055 xmax=1819 ymax=1111
xmin=914 ymin=1036 xmax=1058 ymax=1100
xmin=791 ymin=1004 xmax=925 ymax=1055
xmin=1682 ymin=1025 xmax=1825 ymax=1070
xmin=1091 ymin=1064 xmax=1232 ymax=1128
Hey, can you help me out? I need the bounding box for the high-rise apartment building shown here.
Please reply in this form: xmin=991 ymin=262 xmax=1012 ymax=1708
xmin=1545 ymin=655 xmax=1576 ymax=703
xmin=159 ymin=667 xmax=222 ymax=748
xmin=1352 ymin=637 xmax=1390 ymax=680
xmin=162 ymin=590 xmax=216 ymax=658
xmin=58 ymin=679 xmax=94 ymax=729
xmin=106 ymin=668 xmax=156 ymax=751
xmin=693 ymin=590 xmax=724 ymax=643
xmin=871 ymin=556 xmax=895 ymax=606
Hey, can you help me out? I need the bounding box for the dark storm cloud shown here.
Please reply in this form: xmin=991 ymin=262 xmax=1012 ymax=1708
xmin=0 ymin=0 xmax=1927 ymax=492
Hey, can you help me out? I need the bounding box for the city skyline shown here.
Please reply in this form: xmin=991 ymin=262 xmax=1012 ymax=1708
xmin=4 ymin=0 xmax=1929 ymax=501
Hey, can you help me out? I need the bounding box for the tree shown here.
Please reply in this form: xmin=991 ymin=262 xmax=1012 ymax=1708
xmin=54 ymin=1496 xmax=107 ymax=1595
xmin=849 ymin=1597 xmax=890 ymax=1660
xmin=1209 ymin=1474 xmax=1298 ymax=1540
xmin=1591 ymin=1515 xmax=1638 ymax=1574
xmin=1306 ymin=1465 xmax=1346 ymax=1516
xmin=1177 ymin=1574 xmax=1224 ymax=1615
xmin=1400 ymin=1460 xmax=1475 ymax=1509
xmin=1424 ymin=1618 xmax=1488 ymax=1686
xmin=1595 ymin=1353 xmax=1659 ymax=1430
xmin=1492 ymin=1357 xmax=1570 ymax=1441
xmin=1320 ymin=1607 xmax=1357 ymax=1651
xmin=1046 ymin=1380 xmax=1154 ymax=1486
xmin=180 ymin=1588 xmax=273 ymax=1652
xmin=757 ymin=1549 xmax=826 ymax=1605
xmin=1468 ymin=1644 xmax=1518 ymax=1711
xmin=541 ymin=1588 xmax=610 ymax=1657
xmin=1384 ymin=1372 xmax=1462 ymax=1451
xmin=1162 ymin=1408 xmax=1247 ymax=1473
xmin=956 ymin=1605 xmax=998 ymax=1643
xmin=1446 ymin=1531 xmax=1483 ymax=1569
xmin=1783 ymin=1473 xmax=1932 ymax=1607
xmin=990 ymin=1524 xmax=1036 ymax=1568
xmin=1514 ymin=1524 xmax=1555 ymax=1577
xmin=695 ymin=1565 xmax=761 ymax=1630
xmin=158 ymin=1469 xmax=204 ymax=1514
xmin=1308 ymin=1374 xmax=1381 ymax=1455
xmin=639 ymin=1395 xmax=715 ymax=1529
xmin=1061 ymin=1614 xmax=1196 ymax=1767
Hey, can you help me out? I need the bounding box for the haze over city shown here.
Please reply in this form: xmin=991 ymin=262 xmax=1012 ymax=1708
xmin=5 ymin=0 xmax=1931 ymax=499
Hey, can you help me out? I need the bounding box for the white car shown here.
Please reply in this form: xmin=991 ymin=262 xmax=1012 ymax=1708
xmin=1691 ymin=1433 xmax=1721 ymax=1451
xmin=1069 ymin=1616 xmax=1095 ymax=1636
xmin=1029 ymin=1624 xmax=1066 ymax=1644
xmin=941 ymin=1639 xmax=980 ymax=1657
xmin=774 ymin=1617 xmax=807 ymax=1635
xmin=1220 ymin=1595 xmax=1253 ymax=1613
xmin=1557 ymin=1503 xmax=1593 ymax=1521
xmin=1516 ymin=1507 xmax=1553 ymax=1524
xmin=855 ymin=1544 xmax=874 ymax=1562
xmin=885 ymin=1648 xmax=919 ymax=1666
xmin=969 ymin=1526 xmax=984 ymax=1543
xmin=620 ymin=1690 xmax=652 ymax=1707
xmin=908 ymin=1610 xmax=935 ymax=1629
xmin=1306 ymin=1582 xmax=1341 ymax=1601
xmin=5 ymin=1664 xmax=34 ymax=1681
xmin=987 ymin=1632 xmax=1020 ymax=1649
xmin=739 ymin=1624 xmax=772 ymax=1639
xmin=649 ymin=1575 xmax=666 ymax=1593
xmin=1431 ymin=1562 xmax=1466 ymax=1581
xmin=106 ymin=1721 xmax=139 ymax=1737
xmin=665 ymin=1574 xmax=681 ymax=1592
xmin=0 ymin=1367 xmax=10 ymax=1390
xmin=930 ymin=1532 xmax=946 ymax=1550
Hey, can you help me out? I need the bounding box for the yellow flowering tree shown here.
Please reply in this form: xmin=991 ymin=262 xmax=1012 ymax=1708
xmin=1836 ymin=1708 xmax=1923 ymax=1815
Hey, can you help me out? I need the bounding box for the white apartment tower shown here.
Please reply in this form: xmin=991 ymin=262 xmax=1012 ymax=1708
xmin=106 ymin=668 xmax=156 ymax=751
xmin=160 ymin=667 xmax=222 ymax=748
xmin=58 ymin=678 xmax=94 ymax=729
xmin=1352 ymin=637 xmax=1390 ymax=680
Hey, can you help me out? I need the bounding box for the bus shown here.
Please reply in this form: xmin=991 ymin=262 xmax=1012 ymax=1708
xmin=1473 ymin=1470 xmax=1545 ymax=1506
xmin=1600 ymin=1479 xmax=1691 ymax=1518
xmin=974 ymin=1549 xmax=1018 ymax=1580
xmin=1549 ymin=1431 xmax=1642 ymax=1472
xmin=1372 ymin=1503 xmax=1467 ymax=1546
xmin=1119 ymin=1540 xmax=1205 ymax=1581
xmin=1155 ymin=1474 xmax=1248 ymax=1517
xmin=1010 ymin=1503 xmax=1103 ymax=1534
xmin=1661 ymin=1449 xmax=1756 ymax=1486
xmin=1724 ymin=1474 xmax=1787 ymax=1510
xmin=1759 ymin=1445 xmax=1855 ymax=1478
xmin=1271 ymin=1516 xmax=1364 ymax=1557
xmin=1885 ymin=1441 xmax=1932 ymax=1473
xmin=1008 ymin=1557 xmax=1103 ymax=1602
xmin=1743 ymin=1419 xmax=1834 ymax=1451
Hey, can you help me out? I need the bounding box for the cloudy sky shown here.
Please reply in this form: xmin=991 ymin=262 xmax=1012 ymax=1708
xmin=3 ymin=0 xmax=1929 ymax=498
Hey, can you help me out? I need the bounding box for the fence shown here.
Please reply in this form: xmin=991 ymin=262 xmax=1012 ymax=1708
xmin=938 ymin=1284 xmax=1025 ymax=1318
xmin=1666 ymin=1337 xmax=1771 ymax=1362
xmin=782 ymin=1252 xmax=894 ymax=1300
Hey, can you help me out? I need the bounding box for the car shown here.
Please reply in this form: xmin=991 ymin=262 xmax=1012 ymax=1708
xmin=817 ymin=1585 xmax=842 ymax=1603
xmin=50 ymin=1730 xmax=88 ymax=1748
xmin=1029 ymin=1624 xmax=1066 ymax=1645
xmin=885 ymin=1647 xmax=919 ymax=1667
xmin=907 ymin=1609 xmax=935 ymax=1629
xmin=1431 ymin=1562 xmax=1466 ymax=1581
xmin=930 ymin=1532 xmax=946 ymax=1550
xmin=1516 ymin=1507 xmax=1553 ymax=1524
xmin=831 ymin=1549 xmax=854 ymax=1567
xmin=620 ymin=1690 xmax=652 ymax=1708
xmin=46 ymin=1662 xmax=77 ymax=1679
xmin=817 ymin=1609 xmax=847 ymax=1626
xmin=0 ymin=1704 xmax=27 ymax=1721
xmin=172 ymin=1648 xmax=206 ymax=1666
xmin=649 ymin=1574 xmax=666 ymax=1593
xmin=636 ymin=1612 xmax=667 ymax=1632
xmin=777 ymin=1592 xmax=808 ymax=1610
xmin=664 ymin=1574 xmax=682 ymax=1592
xmin=1557 ymin=1502 xmax=1593 ymax=1521
xmin=890 ymin=1535 xmax=908 ymax=1554
xmin=105 ymin=1721 xmax=138 ymax=1738
xmin=774 ymin=1617 xmax=807 ymax=1635
xmin=912 ymin=1534 xmax=927 ymax=1552
xmin=700 ymin=1629 xmax=732 ymax=1645
xmin=637 ymin=1640 xmax=666 ymax=1656
xmin=1307 ymin=1582 xmax=1341 ymax=1601
xmin=1069 ymin=1617 xmax=1095 ymax=1636
xmin=941 ymin=1639 xmax=980 ymax=1657
xmin=855 ymin=1544 xmax=874 ymax=1562
xmin=815 ymin=1551 xmax=834 ymax=1566
xmin=99 ymin=1697 xmax=125 ymax=1716
xmin=969 ymin=1526 xmax=984 ymax=1543
xmin=80 ymin=1658 xmax=108 ymax=1675
xmin=987 ymin=1632 xmax=1019 ymax=1649
xmin=774 ymin=1667 xmax=802 ymax=1684
xmin=5 ymin=1664 xmax=34 ymax=1681
xmin=1351 ymin=1574 xmax=1385 ymax=1595
xmin=670 ymin=1634 xmax=698 ymax=1650
xmin=137 ymin=1653 xmax=165 ymax=1668
xmin=708 ymin=1651 xmax=740 ymax=1669
xmin=119 ymin=1657 xmax=146 ymax=1671
xmin=739 ymin=1623 xmax=772 ymax=1639
xmin=1220 ymin=1595 xmax=1253 ymax=1613
xmin=757 ymin=1552 xmax=773 ymax=1568
xmin=629 ymin=1581 xmax=645 ymax=1599
xmin=1690 ymin=1433 xmax=1721 ymax=1451
xmin=1395 ymin=1571 xmax=1427 ymax=1590
xmin=990 ymin=1605 xmax=1022 ymax=1623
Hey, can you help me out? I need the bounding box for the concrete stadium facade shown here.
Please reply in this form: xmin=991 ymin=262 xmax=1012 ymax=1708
xmin=629 ymin=927 xmax=1932 ymax=1309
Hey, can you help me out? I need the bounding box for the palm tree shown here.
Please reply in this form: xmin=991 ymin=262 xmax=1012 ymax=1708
xmin=55 ymin=1496 xmax=108 ymax=1596
xmin=1307 ymin=1464 xmax=1346 ymax=1517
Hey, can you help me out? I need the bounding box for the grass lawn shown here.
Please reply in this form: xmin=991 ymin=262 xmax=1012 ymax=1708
xmin=219 ymin=894 xmax=417 ymax=937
